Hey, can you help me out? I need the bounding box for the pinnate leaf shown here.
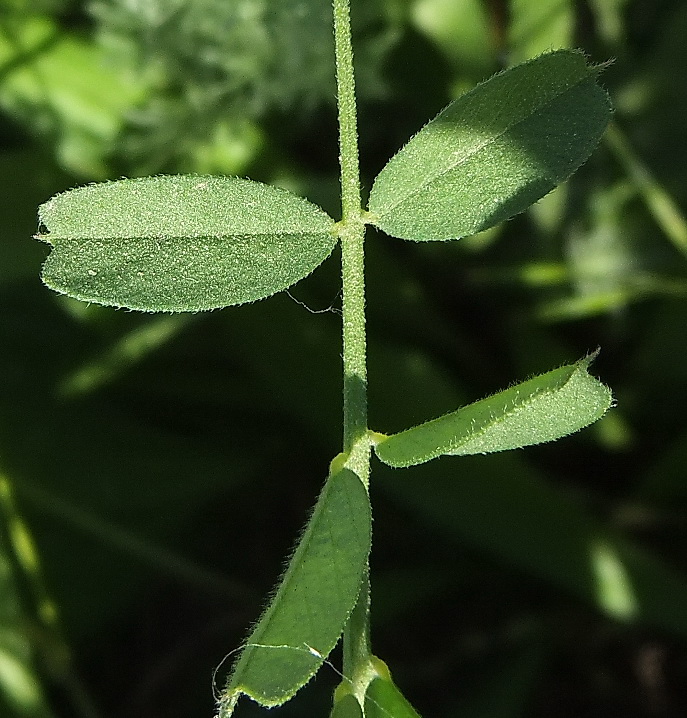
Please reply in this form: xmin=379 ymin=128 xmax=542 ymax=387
xmin=36 ymin=175 xmax=337 ymax=312
xmin=374 ymin=353 xmax=612 ymax=467
xmin=217 ymin=467 xmax=371 ymax=716
xmin=368 ymin=50 xmax=612 ymax=240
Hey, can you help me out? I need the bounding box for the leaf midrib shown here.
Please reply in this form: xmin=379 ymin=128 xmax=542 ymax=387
xmin=48 ymin=229 xmax=337 ymax=243
xmin=382 ymin=365 xmax=579 ymax=464
xmin=374 ymin=72 xmax=591 ymax=220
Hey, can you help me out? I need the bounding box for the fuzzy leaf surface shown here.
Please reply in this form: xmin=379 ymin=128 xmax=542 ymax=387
xmin=36 ymin=175 xmax=336 ymax=312
xmin=368 ymin=50 xmax=612 ymax=240
xmin=217 ymin=468 xmax=371 ymax=716
xmin=374 ymin=353 xmax=611 ymax=467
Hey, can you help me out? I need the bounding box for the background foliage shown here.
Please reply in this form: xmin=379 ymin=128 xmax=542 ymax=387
xmin=1 ymin=0 xmax=687 ymax=716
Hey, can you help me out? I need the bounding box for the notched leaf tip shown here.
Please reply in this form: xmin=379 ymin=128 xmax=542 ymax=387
xmin=33 ymin=223 xmax=51 ymax=244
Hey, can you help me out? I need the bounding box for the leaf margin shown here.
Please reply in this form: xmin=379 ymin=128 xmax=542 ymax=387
xmin=373 ymin=351 xmax=612 ymax=468
xmin=217 ymin=466 xmax=372 ymax=717
xmin=35 ymin=174 xmax=339 ymax=312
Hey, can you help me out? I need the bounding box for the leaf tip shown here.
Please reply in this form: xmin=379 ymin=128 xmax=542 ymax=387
xmin=581 ymin=346 xmax=602 ymax=367
xmin=33 ymin=222 xmax=52 ymax=245
xmin=591 ymin=57 xmax=616 ymax=76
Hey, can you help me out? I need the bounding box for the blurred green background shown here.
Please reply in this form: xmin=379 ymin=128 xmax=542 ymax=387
xmin=1 ymin=0 xmax=687 ymax=716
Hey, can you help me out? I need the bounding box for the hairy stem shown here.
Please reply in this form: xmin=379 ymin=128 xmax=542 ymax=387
xmin=334 ymin=0 xmax=367 ymax=469
xmin=333 ymin=0 xmax=373 ymax=702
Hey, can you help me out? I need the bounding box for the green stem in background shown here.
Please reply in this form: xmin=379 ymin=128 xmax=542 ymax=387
xmin=605 ymin=121 xmax=687 ymax=259
xmin=0 ymin=472 xmax=101 ymax=718
xmin=333 ymin=0 xmax=374 ymax=704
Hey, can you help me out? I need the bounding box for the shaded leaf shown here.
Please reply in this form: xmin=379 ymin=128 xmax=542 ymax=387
xmin=1 ymin=403 xmax=255 ymax=639
xmin=36 ymin=175 xmax=337 ymax=312
xmin=374 ymin=353 xmax=611 ymax=467
xmin=587 ymin=0 xmax=633 ymax=47
xmin=218 ymin=468 xmax=371 ymax=716
xmin=605 ymin=122 xmax=687 ymax=259
xmin=58 ymin=314 xmax=192 ymax=396
xmin=330 ymin=693 xmax=364 ymax=718
xmin=368 ymin=50 xmax=611 ymax=240
xmin=365 ymin=671 xmax=422 ymax=718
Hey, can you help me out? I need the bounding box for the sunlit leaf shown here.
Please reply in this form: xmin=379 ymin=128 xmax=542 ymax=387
xmin=374 ymin=352 xmax=612 ymax=467
xmin=218 ymin=468 xmax=371 ymax=716
xmin=368 ymin=50 xmax=611 ymax=240
xmin=36 ymin=175 xmax=337 ymax=312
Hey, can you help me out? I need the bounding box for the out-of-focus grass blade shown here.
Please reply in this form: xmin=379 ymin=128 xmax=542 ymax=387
xmin=379 ymin=454 xmax=687 ymax=637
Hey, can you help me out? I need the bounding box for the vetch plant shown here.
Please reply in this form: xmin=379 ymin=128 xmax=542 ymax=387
xmin=32 ymin=1 xmax=613 ymax=715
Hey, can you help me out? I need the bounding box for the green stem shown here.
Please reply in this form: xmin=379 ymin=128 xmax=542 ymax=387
xmin=333 ymin=0 xmax=373 ymax=703
xmin=334 ymin=0 xmax=367 ymax=469
xmin=0 ymin=472 xmax=102 ymax=718
xmin=605 ymin=121 xmax=687 ymax=259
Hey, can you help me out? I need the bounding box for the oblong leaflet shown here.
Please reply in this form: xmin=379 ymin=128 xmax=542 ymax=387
xmin=218 ymin=468 xmax=371 ymax=716
xmin=374 ymin=354 xmax=612 ymax=467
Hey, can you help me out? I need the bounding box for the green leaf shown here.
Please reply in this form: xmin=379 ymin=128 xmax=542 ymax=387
xmin=36 ymin=175 xmax=337 ymax=312
xmin=330 ymin=656 xmax=422 ymax=718
xmin=374 ymin=353 xmax=612 ymax=467
xmin=365 ymin=672 xmax=422 ymax=718
xmin=330 ymin=694 xmax=364 ymax=718
xmin=411 ymin=0 xmax=496 ymax=77
xmin=217 ymin=468 xmax=372 ymax=717
xmin=367 ymin=50 xmax=612 ymax=240
xmin=508 ymin=0 xmax=574 ymax=62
